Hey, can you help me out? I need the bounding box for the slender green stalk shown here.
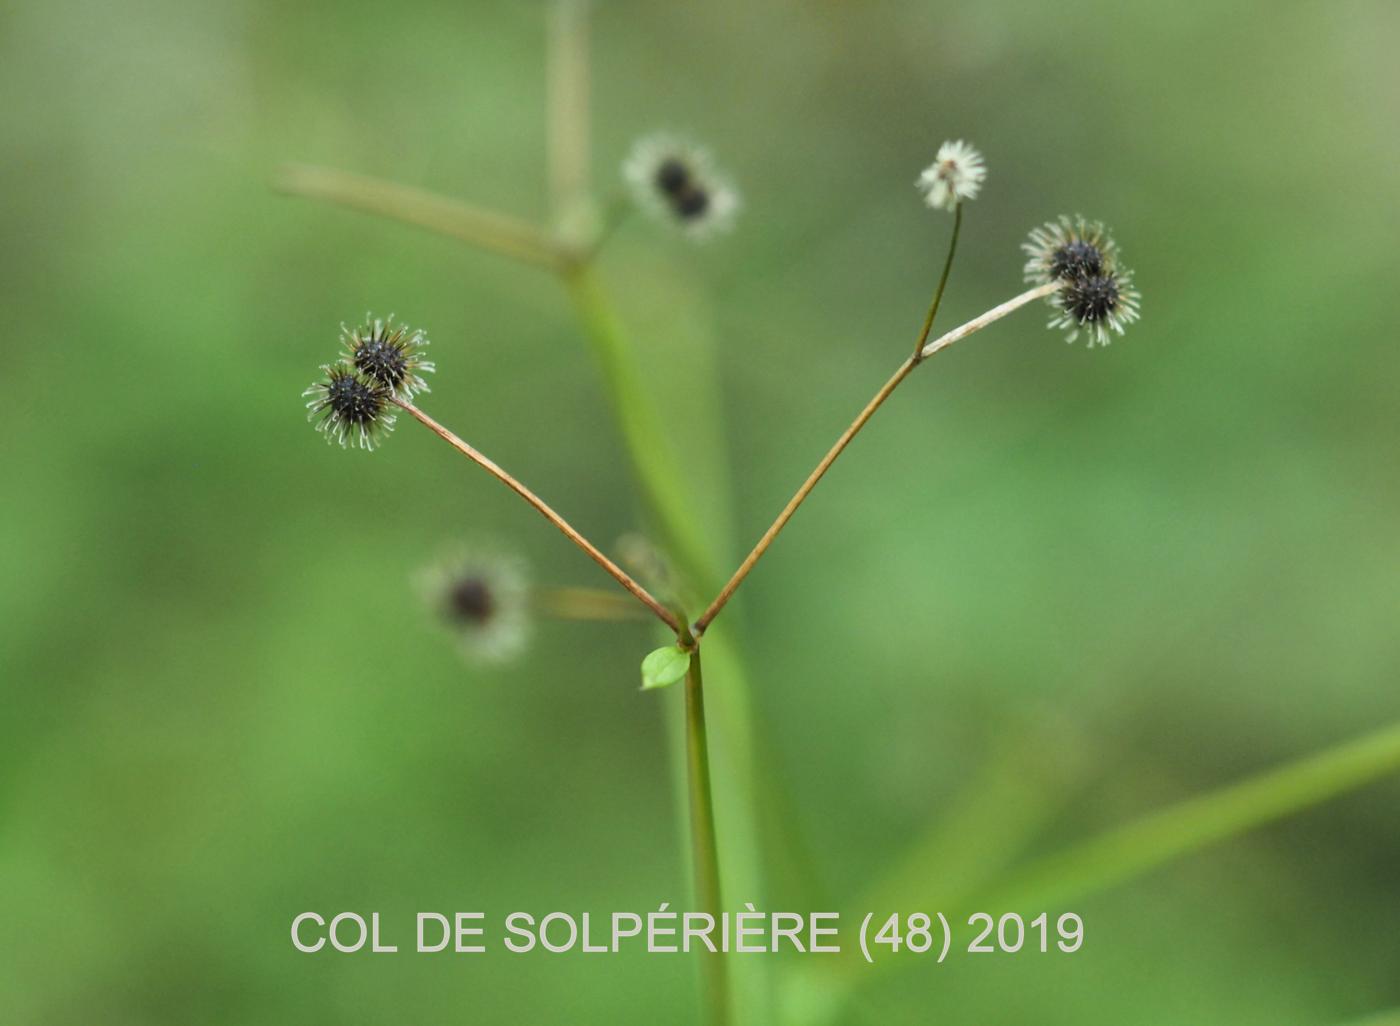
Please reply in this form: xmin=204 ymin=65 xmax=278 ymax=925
xmin=694 ymin=281 xmax=1058 ymax=636
xmin=682 ymin=641 xmax=731 ymax=1026
xmin=542 ymin=13 xmax=776 ymax=1011
xmin=547 ymin=0 xmax=593 ymax=238
xmin=563 ymin=261 xmax=783 ymax=1022
xmin=274 ymin=164 xmax=566 ymax=271
xmin=911 ymin=202 xmax=962 ymax=363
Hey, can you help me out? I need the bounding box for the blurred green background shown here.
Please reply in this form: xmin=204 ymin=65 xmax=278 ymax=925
xmin=4 ymin=0 xmax=1399 ymax=1022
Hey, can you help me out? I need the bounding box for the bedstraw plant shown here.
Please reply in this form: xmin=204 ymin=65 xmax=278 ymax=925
xmin=280 ymin=5 xmax=1400 ymax=1024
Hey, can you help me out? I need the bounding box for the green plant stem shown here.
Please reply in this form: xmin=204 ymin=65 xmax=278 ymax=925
xmin=274 ymin=164 xmax=566 ymax=271
xmin=547 ymin=0 xmax=591 ymax=227
xmin=563 ymin=263 xmax=788 ymax=1021
xmin=912 ymin=202 xmax=962 ymax=363
xmin=682 ymin=641 xmax=731 ymax=1026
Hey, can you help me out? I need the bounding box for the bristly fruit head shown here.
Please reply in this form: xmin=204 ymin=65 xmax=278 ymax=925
xmin=1051 ymin=239 xmax=1103 ymax=281
xmin=1022 ymin=215 xmax=1119 ymax=287
xmin=1049 ymin=267 xmax=1141 ymax=347
xmin=341 ymin=315 xmax=434 ymax=401
xmin=303 ymin=364 xmax=396 ymax=450
xmin=916 ymin=140 xmax=987 ymax=212
xmin=1023 ymin=216 xmax=1141 ymax=346
xmin=623 ymin=134 xmax=740 ymax=240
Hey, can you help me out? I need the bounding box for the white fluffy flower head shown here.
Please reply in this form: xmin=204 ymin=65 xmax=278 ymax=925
xmin=917 ymin=140 xmax=986 ymax=212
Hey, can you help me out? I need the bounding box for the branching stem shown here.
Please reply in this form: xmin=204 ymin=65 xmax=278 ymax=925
xmin=275 ymin=164 xmax=567 ymax=271
xmin=692 ymin=281 xmax=1059 ymax=636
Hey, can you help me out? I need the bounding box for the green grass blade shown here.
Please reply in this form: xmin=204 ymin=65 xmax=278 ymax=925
xmin=1337 ymin=1012 xmax=1400 ymax=1026
xmin=790 ymin=720 xmax=1400 ymax=1026
xmin=975 ymin=720 xmax=1400 ymax=912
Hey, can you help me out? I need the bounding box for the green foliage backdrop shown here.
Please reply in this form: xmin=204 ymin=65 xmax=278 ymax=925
xmin=3 ymin=0 xmax=1398 ymax=1023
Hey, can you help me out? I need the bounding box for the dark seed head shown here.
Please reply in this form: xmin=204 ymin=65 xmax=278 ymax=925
xmin=449 ymin=577 xmax=494 ymax=625
xmin=1064 ymin=273 xmax=1120 ymax=324
xmin=1051 ymin=239 xmax=1104 ymax=281
xmin=324 ymin=368 xmax=386 ymax=426
xmin=655 ymin=158 xmax=691 ymax=197
xmin=352 ymin=337 xmax=408 ymax=389
xmin=672 ymin=185 xmax=710 ymax=220
xmin=340 ymin=319 xmax=432 ymax=401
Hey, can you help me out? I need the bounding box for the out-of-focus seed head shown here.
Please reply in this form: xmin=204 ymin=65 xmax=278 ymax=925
xmin=418 ymin=548 xmax=531 ymax=665
xmin=623 ymin=134 xmax=740 ymax=240
xmin=655 ymin=157 xmax=690 ymax=197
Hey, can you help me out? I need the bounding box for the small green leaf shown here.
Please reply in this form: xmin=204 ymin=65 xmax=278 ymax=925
xmin=640 ymin=645 xmax=691 ymax=690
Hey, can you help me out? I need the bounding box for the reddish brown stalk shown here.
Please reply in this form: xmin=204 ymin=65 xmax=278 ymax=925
xmin=397 ymin=399 xmax=681 ymax=635
xmin=692 ymin=282 xmax=1059 ymax=637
